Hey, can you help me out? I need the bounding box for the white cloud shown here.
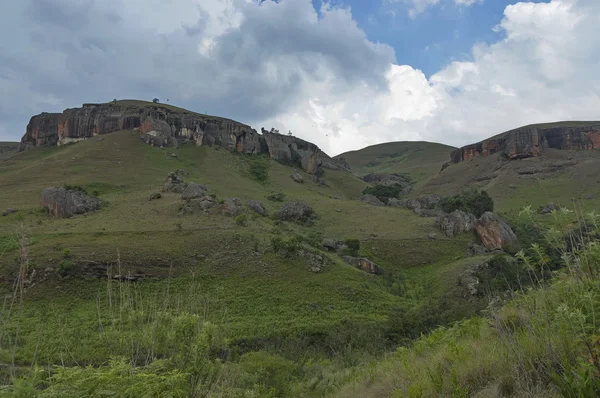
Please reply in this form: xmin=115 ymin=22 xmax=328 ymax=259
xmin=454 ymin=0 xmax=482 ymax=6
xmin=1 ymin=0 xmax=600 ymax=158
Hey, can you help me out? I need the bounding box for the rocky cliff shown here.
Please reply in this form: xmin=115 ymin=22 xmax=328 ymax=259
xmin=19 ymin=101 xmax=348 ymax=174
xmin=451 ymin=123 xmax=600 ymax=163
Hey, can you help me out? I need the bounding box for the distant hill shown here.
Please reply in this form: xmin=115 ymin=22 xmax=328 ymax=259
xmin=0 ymin=142 xmax=18 ymax=160
xmin=335 ymin=141 xmax=456 ymax=183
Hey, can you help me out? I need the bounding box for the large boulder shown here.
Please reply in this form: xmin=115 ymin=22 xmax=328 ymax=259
xmin=182 ymin=182 xmax=208 ymax=200
xmin=290 ymin=173 xmax=304 ymax=183
xmin=475 ymin=212 xmax=520 ymax=254
xmin=246 ymin=200 xmax=267 ymax=216
xmin=222 ymin=198 xmax=243 ymax=217
xmin=360 ymin=194 xmax=384 ymax=206
xmin=405 ymin=194 xmax=441 ymax=210
xmin=40 ymin=187 xmax=101 ymax=218
xmin=276 ymin=201 xmax=314 ymax=222
xmin=343 ymin=256 xmax=380 ymax=275
xmin=163 ymin=172 xmax=187 ymax=193
xmin=436 ymin=211 xmax=477 ymax=238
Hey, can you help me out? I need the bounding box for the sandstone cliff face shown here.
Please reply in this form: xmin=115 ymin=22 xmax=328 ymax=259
xmin=20 ymin=101 xmax=347 ymax=174
xmin=451 ymin=124 xmax=600 ymax=163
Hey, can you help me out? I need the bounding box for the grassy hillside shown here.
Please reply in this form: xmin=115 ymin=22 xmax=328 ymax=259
xmin=416 ymin=148 xmax=600 ymax=212
xmin=336 ymin=141 xmax=455 ymax=184
xmin=0 ymin=129 xmax=485 ymax=396
xmin=0 ymin=142 xmax=18 ymax=160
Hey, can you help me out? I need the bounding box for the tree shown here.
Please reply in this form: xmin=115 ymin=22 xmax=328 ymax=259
xmin=152 ymin=98 xmax=160 ymax=103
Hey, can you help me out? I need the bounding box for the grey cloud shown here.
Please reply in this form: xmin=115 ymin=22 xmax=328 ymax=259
xmin=0 ymin=0 xmax=396 ymax=142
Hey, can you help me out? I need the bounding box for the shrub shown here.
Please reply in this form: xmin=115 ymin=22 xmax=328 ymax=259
xmin=63 ymin=248 xmax=71 ymax=258
xmin=271 ymin=235 xmax=304 ymax=255
xmin=235 ymin=214 xmax=248 ymax=227
xmin=58 ymin=260 xmax=74 ymax=276
xmin=438 ymin=189 xmax=493 ymax=217
xmin=362 ymin=184 xmax=404 ymax=202
xmin=344 ymin=239 xmax=360 ymax=256
xmin=248 ymin=158 xmax=269 ymax=182
xmin=63 ymin=184 xmax=88 ymax=194
xmin=267 ymin=191 xmax=285 ymax=202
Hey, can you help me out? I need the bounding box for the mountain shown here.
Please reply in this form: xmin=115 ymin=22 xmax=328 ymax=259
xmin=0 ymin=142 xmax=18 ymax=160
xmin=20 ymin=100 xmax=349 ymax=174
xmin=336 ymin=141 xmax=456 ymax=183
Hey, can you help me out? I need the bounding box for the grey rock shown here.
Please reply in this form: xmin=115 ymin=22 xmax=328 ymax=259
xmin=436 ymin=211 xmax=477 ymax=238
xmin=538 ymin=203 xmax=558 ymax=215
xmin=163 ymin=172 xmax=187 ymax=193
xmin=222 ymin=198 xmax=243 ymax=217
xmin=2 ymin=208 xmax=16 ymax=216
xmin=40 ymin=187 xmax=101 ymax=218
xmin=182 ymin=182 xmax=208 ymax=200
xmin=322 ymin=238 xmax=340 ymax=251
xmin=405 ymin=194 xmax=441 ymax=210
xmin=185 ymin=196 xmax=216 ymax=213
xmin=343 ymin=256 xmax=380 ymax=275
xmin=290 ymin=173 xmax=304 ymax=184
xmin=360 ymin=194 xmax=384 ymax=206
xmin=428 ymin=233 xmax=437 ymax=240
xmin=467 ymin=242 xmax=489 ymax=255
xmin=246 ymin=200 xmax=267 ymax=216
xmin=386 ymin=198 xmax=403 ymax=207
xmin=276 ymin=201 xmax=315 ymax=222
xmin=148 ymin=192 xmax=162 ymax=201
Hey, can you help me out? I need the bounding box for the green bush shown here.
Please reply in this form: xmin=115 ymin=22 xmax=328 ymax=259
xmin=63 ymin=248 xmax=71 ymax=258
xmin=271 ymin=235 xmax=304 ymax=255
xmin=63 ymin=184 xmax=87 ymax=194
xmin=344 ymin=239 xmax=360 ymax=256
xmin=267 ymin=191 xmax=285 ymax=202
xmin=362 ymin=184 xmax=404 ymax=202
xmin=438 ymin=189 xmax=493 ymax=217
xmin=58 ymin=260 xmax=74 ymax=276
xmin=235 ymin=214 xmax=248 ymax=227
xmin=248 ymin=158 xmax=269 ymax=182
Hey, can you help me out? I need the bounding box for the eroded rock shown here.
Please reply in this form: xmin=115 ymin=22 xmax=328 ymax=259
xmin=290 ymin=173 xmax=304 ymax=183
xmin=276 ymin=201 xmax=314 ymax=222
xmin=436 ymin=211 xmax=477 ymax=238
xmin=163 ymin=172 xmax=187 ymax=193
xmin=475 ymin=212 xmax=520 ymax=254
xmin=343 ymin=256 xmax=380 ymax=275
xmin=182 ymin=183 xmax=208 ymax=200
xmin=222 ymin=198 xmax=243 ymax=217
xmin=246 ymin=200 xmax=267 ymax=216
xmin=40 ymin=187 xmax=101 ymax=218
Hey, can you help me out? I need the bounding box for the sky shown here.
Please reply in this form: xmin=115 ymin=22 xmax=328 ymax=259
xmin=1 ymin=0 xmax=599 ymax=156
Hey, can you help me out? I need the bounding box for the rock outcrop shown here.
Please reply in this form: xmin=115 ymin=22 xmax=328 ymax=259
xmin=450 ymin=123 xmax=600 ymax=163
xmin=276 ymin=201 xmax=314 ymax=222
xmin=41 ymin=187 xmax=102 ymax=218
xmin=246 ymin=200 xmax=267 ymax=216
xmin=181 ymin=183 xmax=208 ymax=200
xmin=436 ymin=211 xmax=477 ymax=238
xmin=20 ymin=101 xmax=348 ymax=174
xmin=360 ymin=194 xmax=385 ymax=206
xmin=475 ymin=212 xmax=520 ymax=254
xmin=343 ymin=256 xmax=380 ymax=275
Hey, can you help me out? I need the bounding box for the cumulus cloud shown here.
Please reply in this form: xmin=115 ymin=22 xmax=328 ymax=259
xmin=1 ymin=0 xmax=599 ymax=157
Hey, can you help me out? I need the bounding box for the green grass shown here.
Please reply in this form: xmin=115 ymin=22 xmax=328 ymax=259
xmin=335 ymin=141 xmax=455 ymax=184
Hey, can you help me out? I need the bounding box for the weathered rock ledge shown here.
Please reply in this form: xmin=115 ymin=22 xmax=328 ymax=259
xmin=19 ymin=101 xmax=348 ymax=174
xmin=450 ymin=123 xmax=600 ymax=163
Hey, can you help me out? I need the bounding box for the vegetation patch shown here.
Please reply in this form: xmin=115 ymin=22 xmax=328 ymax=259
xmin=439 ymin=189 xmax=494 ymax=217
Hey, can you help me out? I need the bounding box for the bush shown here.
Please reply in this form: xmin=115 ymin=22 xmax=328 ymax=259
xmin=271 ymin=235 xmax=304 ymax=255
xmin=248 ymin=158 xmax=269 ymax=182
xmin=63 ymin=184 xmax=87 ymax=194
xmin=235 ymin=214 xmax=248 ymax=227
xmin=438 ymin=189 xmax=493 ymax=217
xmin=63 ymin=248 xmax=71 ymax=258
xmin=58 ymin=260 xmax=74 ymax=276
xmin=267 ymin=191 xmax=285 ymax=202
xmin=344 ymin=239 xmax=360 ymax=256
xmin=362 ymin=184 xmax=404 ymax=202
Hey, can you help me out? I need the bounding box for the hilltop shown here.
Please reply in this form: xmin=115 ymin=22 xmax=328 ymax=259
xmin=336 ymin=141 xmax=455 ymax=184
xmin=0 ymin=142 xmax=18 ymax=160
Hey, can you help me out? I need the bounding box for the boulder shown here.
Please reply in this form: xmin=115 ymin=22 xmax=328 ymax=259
xmin=148 ymin=192 xmax=162 ymax=201
xmin=467 ymin=242 xmax=489 ymax=256
xmin=222 ymin=198 xmax=243 ymax=217
xmin=386 ymin=198 xmax=403 ymax=207
xmin=322 ymin=238 xmax=340 ymax=251
xmin=40 ymin=187 xmax=101 ymax=218
xmin=2 ymin=208 xmax=16 ymax=216
xmin=436 ymin=211 xmax=477 ymax=238
xmin=539 ymin=203 xmax=559 ymax=215
xmin=182 ymin=182 xmax=208 ymax=200
xmin=290 ymin=173 xmax=304 ymax=183
xmin=360 ymin=194 xmax=384 ymax=206
xmin=405 ymin=194 xmax=441 ymax=210
xmin=343 ymin=256 xmax=380 ymax=275
xmin=428 ymin=233 xmax=437 ymax=240
xmin=163 ymin=172 xmax=187 ymax=193
xmin=276 ymin=201 xmax=314 ymax=222
xmin=246 ymin=200 xmax=267 ymax=216
xmin=181 ymin=196 xmax=216 ymax=215
xmin=475 ymin=212 xmax=520 ymax=254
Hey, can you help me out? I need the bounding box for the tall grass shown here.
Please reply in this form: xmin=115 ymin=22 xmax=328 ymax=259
xmin=337 ymin=206 xmax=600 ymax=397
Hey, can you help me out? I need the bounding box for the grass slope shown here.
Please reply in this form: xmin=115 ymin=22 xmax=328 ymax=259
xmin=0 ymin=142 xmax=18 ymax=160
xmin=336 ymin=141 xmax=455 ymax=184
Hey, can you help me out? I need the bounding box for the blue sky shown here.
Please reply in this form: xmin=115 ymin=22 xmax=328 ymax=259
xmin=313 ymin=0 xmax=533 ymax=76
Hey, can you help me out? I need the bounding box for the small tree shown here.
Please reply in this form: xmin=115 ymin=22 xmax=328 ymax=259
xmin=152 ymin=98 xmax=160 ymax=103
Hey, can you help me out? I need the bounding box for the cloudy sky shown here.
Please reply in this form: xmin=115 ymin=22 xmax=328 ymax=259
xmin=1 ymin=0 xmax=599 ymax=155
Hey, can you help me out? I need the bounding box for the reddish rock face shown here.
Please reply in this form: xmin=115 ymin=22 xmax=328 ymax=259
xmin=450 ymin=124 xmax=600 ymax=163
xmin=19 ymin=101 xmax=348 ymax=174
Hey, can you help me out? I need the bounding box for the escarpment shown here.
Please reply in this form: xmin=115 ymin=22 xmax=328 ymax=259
xmin=19 ymin=100 xmax=348 ymax=174
xmin=451 ymin=123 xmax=600 ymax=163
